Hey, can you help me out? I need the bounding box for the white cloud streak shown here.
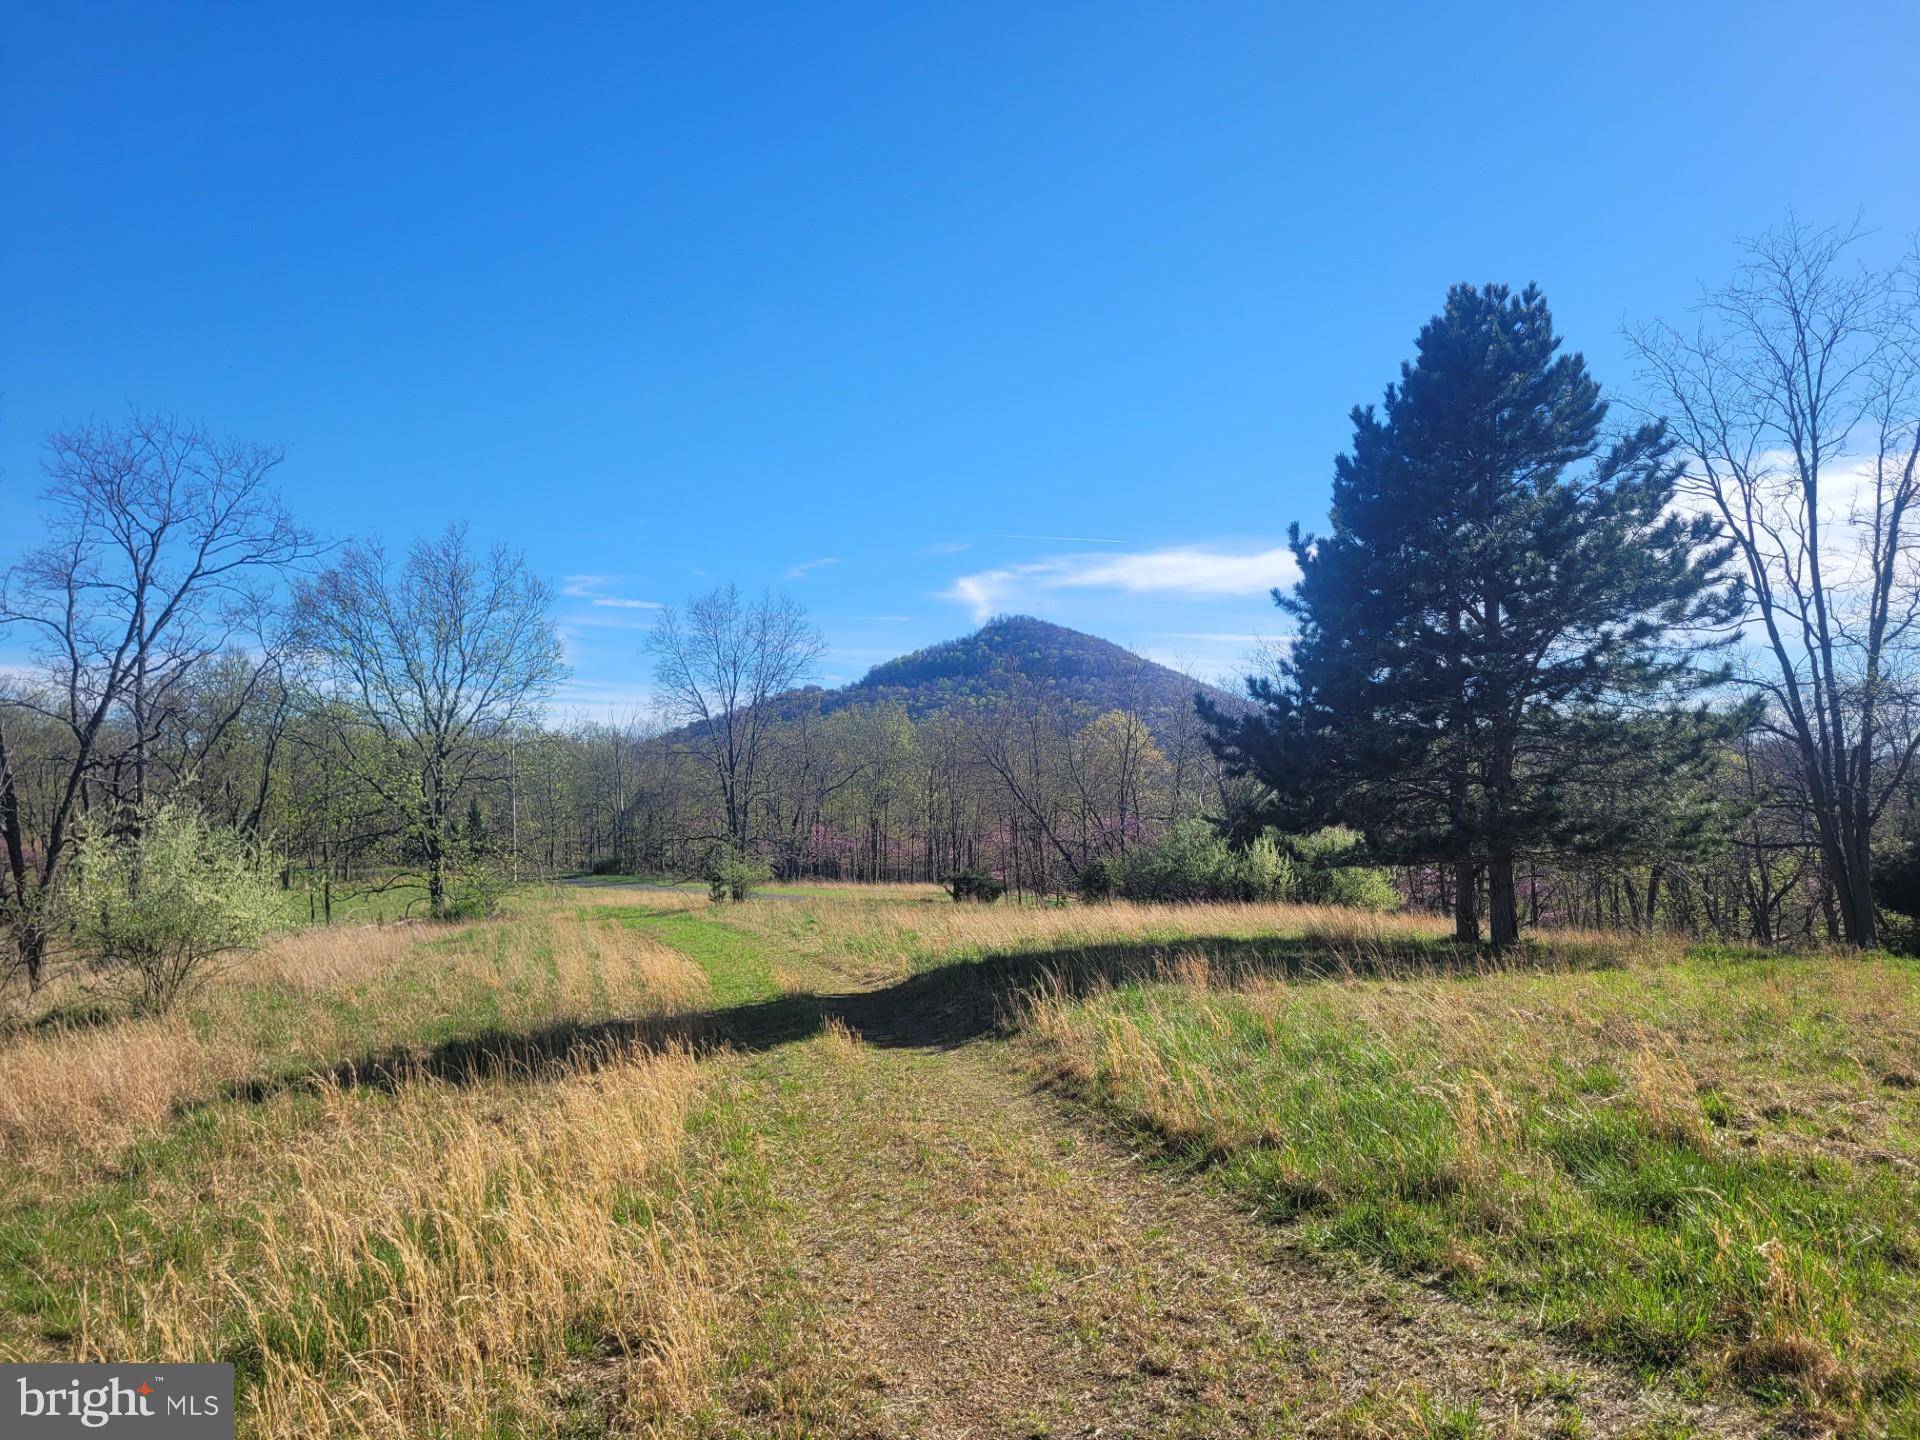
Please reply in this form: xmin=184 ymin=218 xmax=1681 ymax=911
xmin=563 ymin=573 xmax=663 ymax=608
xmin=945 ymin=545 xmax=1300 ymax=622
xmin=1161 ymin=632 xmax=1270 ymax=644
xmin=564 ymin=608 xmax=661 ymax=631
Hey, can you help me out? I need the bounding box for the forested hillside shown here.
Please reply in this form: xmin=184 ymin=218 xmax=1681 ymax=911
xmin=628 ymin=611 xmax=1236 ymax=889
xmin=698 ymin=615 xmax=1236 ymax=748
xmin=846 ymin=616 xmax=1237 ymax=730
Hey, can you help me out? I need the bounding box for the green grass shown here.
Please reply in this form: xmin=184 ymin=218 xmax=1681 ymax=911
xmin=1024 ymin=948 xmax=1920 ymax=1430
xmin=608 ymin=906 xmax=782 ymax=1007
xmin=277 ymin=871 xmax=439 ymax=925
xmin=567 ymin=873 xmax=948 ymax=904
xmin=10 ymin=885 xmax=1917 ymax=1435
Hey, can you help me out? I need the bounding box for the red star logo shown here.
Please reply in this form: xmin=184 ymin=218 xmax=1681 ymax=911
xmin=137 ymin=1383 xmax=154 ymax=1396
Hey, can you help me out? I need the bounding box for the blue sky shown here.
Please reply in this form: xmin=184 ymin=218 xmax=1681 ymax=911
xmin=4 ymin=2 xmax=1917 ymax=710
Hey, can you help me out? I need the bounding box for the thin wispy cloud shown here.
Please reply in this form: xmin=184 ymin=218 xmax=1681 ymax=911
xmin=945 ymin=544 xmax=1300 ymax=622
xmin=919 ymin=541 xmax=972 ymax=555
xmin=1162 ymin=632 xmax=1270 ymax=645
xmin=563 ymin=574 xmax=662 ymax=610
xmin=565 ymin=608 xmax=662 ymax=631
xmin=998 ymin=533 xmax=1126 ymax=545
xmin=787 ymin=556 xmax=840 ymax=580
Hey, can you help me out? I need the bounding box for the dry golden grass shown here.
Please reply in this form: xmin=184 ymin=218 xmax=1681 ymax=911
xmin=0 ymin=893 xmax=746 ymax=1437
xmin=0 ymin=906 xmax=708 ymax=1179
xmin=788 ymin=880 xmax=948 ymax=899
xmin=716 ymin=892 xmax=1699 ymax=1012
xmin=0 ymin=1009 xmax=260 ymax=1170
xmin=1020 ymin=931 xmax=1920 ymax=1169
xmin=719 ymin=894 xmax=1459 ymax=978
xmin=9 ymin=882 xmax=1894 ymax=1434
xmin=81 ymin=1042 xmax=715 ymax=1438
xmin=248 ymin=924 xmax=421 ymax=990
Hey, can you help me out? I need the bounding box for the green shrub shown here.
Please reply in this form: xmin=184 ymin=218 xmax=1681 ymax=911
xmin=945 ymin=868 xmax=1006 ymax=904
xmin=1074 ymin=857 xmax=1120 ymax=902
xmin=1105 ymin=819 xmax=1245 ymax=902
xmin=1243 ymin=831 xmax=1296 ymax=900
xmin=1086 ymin=820 xmax=1395 ymax=909
xmin=708 ymin=848 xmax=773 ymax=902
xmin=1872 ymin=839 xmax=1920 ymax=952
xmin=63 ymin=800 xmax=282 ymax=1012
xmin=1284 ymin=827 xmax=1400 ymax=910
xmin=442 ymin=857 xmax=512 ymax=920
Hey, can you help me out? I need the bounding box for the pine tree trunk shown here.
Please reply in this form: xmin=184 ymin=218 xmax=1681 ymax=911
xmin=1484 ymin=718 xmax=1518 ymax=947
xmin=1452 ymin=860 xmax=1480 ymax=943
xmin=1488 ymin=855 xmax=1519 ymax=948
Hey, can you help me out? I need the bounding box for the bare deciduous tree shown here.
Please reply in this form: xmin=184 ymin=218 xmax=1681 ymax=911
xmin=295 ymin=525 xmax=565 ymax=915
xmin=1629 ymin=216 xmax=1920 ymax=946
xmin=0 ymin=413 xmax=316 ymax=986
xmin=648 ymin=586 xmax=825 ymax=853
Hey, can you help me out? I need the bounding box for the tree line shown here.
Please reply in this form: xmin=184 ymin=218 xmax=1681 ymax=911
xmin=4 ymin=214 xmax=1919 ymax=996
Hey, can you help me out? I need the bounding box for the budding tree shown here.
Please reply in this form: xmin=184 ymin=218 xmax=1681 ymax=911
xmin=648 ymin=586 xmax=824 ymax=853
xmin=0 ymin=413 xmax=315 ymax=987
xmin=294 ymin=525 xmax=565 ymax=915
xmin=1629 ymin=217 xmax=1920 ymax=946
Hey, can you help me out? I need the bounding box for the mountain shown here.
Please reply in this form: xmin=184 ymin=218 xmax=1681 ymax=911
xmin=864 ymin=615 xmax=1227 ymax=708
xmin=774 ymin=616 xmax=1242 ymax=741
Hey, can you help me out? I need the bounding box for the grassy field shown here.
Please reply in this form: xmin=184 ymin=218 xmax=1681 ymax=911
xmin=1021 ymin=936 xmax=1920 ymax=1429
xmin=1 ymin=886 xmax=1911 ymax=1436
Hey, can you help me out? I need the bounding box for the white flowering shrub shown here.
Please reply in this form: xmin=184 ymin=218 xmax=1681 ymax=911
xmin=65 ymin=800 xmax=282 ymax=1012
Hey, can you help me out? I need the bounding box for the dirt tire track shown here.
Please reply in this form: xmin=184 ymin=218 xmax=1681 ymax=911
xmin=720 ymin=1023 xmax=1771 ymax=1439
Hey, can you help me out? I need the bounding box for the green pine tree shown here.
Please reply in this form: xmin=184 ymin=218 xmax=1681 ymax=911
xmin=1206 ymin=283 xmax=1749 ymax=945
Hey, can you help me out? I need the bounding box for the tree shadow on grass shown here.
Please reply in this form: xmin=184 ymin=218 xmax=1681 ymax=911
xmin=220 ymin=931 xmax=1624 ymax=1104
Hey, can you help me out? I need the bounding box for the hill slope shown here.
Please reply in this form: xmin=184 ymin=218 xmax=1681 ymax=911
xmin=838 ymin=616 xmax=1235 ymax=732
xmin=660 ymin=617 xmax=1242 ymax=751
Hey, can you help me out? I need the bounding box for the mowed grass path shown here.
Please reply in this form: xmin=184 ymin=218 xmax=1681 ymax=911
xmin=616 ymin=907 xmax=782 ymax=1008
xmin=652 ymin=894 xmax=1919 ymax=1436
xmin=0 ymin=885 xmax=1902 ymax=1435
